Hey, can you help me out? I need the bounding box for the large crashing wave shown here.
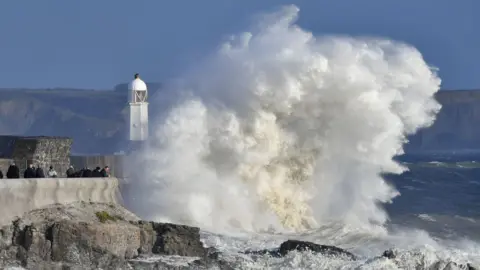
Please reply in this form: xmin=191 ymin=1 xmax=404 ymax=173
xmin=127 ymin=5 xmax=441 ymax=233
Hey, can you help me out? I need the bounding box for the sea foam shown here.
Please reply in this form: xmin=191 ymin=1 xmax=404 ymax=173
xmin=126 ymin=4 xmax=441 ymax=234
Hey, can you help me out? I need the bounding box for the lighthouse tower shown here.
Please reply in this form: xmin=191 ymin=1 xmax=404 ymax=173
xmin=128 ymin=73 xmax=148 ymax=141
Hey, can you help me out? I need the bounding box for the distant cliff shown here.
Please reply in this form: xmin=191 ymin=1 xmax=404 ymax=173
xmin=406 ymin=89 xmax=480 ymax=153
xmin=0 ymin=88 xmax=127 ymax=154
xmin=0 ymin=87 xmax=478 ymax=154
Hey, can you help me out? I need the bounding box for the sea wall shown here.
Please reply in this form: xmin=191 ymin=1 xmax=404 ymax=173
xmin=0 ymin=177 xmax=119 ymax=225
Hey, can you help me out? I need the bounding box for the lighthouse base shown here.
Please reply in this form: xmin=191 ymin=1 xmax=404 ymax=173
xmin=129 ymin=102 xmax=148 ymax=141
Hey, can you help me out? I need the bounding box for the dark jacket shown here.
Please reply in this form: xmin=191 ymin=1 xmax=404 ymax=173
xmin=24 ymin=167 xmax=36 ymax=178
xmin=92 ymin=168 xmax=102 ymax=177
xmin=6 ymin=165 xmax=20 ymax=179
xmin=0 ymin=170 xmax=3 ymax=179
xmin=73 ymin=169 xmax=83 ymax=178
xmin=35 ymin=167 xmax=45 ymax=178
xmin=82 ymin=169 xmax=92 ymax=178
xmin=66 ymin=168 xmax=75 ymax=178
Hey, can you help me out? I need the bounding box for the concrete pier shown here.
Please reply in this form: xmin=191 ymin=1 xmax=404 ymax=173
xmin=0 ymin=177 xmax=120 ymax=225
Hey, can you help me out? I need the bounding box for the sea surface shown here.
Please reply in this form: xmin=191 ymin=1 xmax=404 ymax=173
xmin=192 ymin=155 xmax=480 ymax=269
xmin=386 ymin=157 xmax=480 ymax=243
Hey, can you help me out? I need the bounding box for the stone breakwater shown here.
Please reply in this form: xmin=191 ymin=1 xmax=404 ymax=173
xmin=0 ymin=177 xmax=119 ymax=226
xmin=0 ymin=202 xmax=476 ymax=270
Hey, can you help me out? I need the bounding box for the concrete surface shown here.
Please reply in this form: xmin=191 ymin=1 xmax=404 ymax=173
xmin=0 ymin=177 xmax=120 ymax=225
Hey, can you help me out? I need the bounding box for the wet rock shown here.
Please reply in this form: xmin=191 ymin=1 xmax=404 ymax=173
xmin=146 ymin=222 xmax=206 ymax=257
xmin=382 ymin=249 xmax=396 ymax=259
xmin=0 ymin=203 xmax=210 ymax=269
xmin=244 ymin=248 xmax=282 ymax=257
xmin=245 ymin=239 xmax=356 ymax=260
xmin=279 ymin=240 xmax=357 ymax=260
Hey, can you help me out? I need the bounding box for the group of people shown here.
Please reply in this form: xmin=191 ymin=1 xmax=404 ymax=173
xmin=23 ymin=164 xmax=58 ymax=178
xmin=0 ymin=163 xmax=110 ymax=179
xmin=66 ymin=165 xmax=110 ymax=178
xmin=0 ymin=163 xmax=58 ymax=179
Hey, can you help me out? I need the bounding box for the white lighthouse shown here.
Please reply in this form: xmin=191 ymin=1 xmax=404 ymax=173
xmin=128 ymin=73 xmax=148 ymax=141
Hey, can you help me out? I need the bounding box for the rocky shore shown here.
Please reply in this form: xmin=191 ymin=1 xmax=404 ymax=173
xmin=0 ymin=202 xmax=476 ymax=270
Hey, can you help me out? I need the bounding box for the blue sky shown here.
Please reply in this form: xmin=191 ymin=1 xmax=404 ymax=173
xmin=0 ymin=0 xmax=478 ymax=90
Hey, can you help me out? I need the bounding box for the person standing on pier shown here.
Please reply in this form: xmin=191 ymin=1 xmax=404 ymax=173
xmin=24 ymin=164 xmax=35 ymax=178
xmin=6 ymin=162 xmax=19 ymax=178
xmin=47 ymin=166 xmax=57 ymax=178
xmin=35 ymin=166 xmax=45 ymax=178
xmin=100 ymin=166 xmax=110 ymax=177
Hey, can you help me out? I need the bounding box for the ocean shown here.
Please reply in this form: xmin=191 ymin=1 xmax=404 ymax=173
xmin=122 ymin=5 xmax=479 ymax=269
xmin=194 ymin=158 xmax=480 ymax=269
xmin=387 ymin=159 xmax=480 ymax=243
